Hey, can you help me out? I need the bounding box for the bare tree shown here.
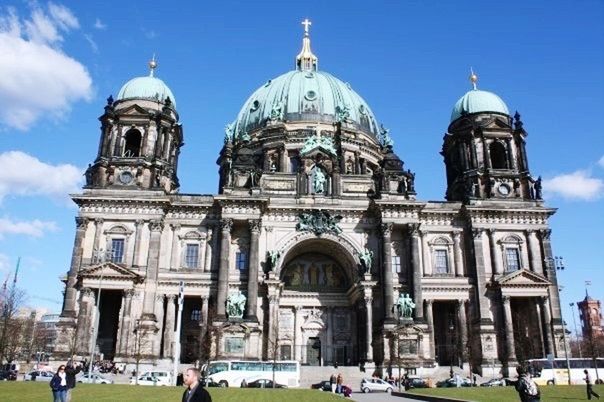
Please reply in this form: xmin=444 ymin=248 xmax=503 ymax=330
xmin=130 ymin=322 xmax=156 ymax=384
xmin=0 ymin=280 xmax=26 ymax=364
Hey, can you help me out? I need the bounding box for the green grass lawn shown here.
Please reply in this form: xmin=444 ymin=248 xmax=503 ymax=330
xmin=0 ymin=382 xmax=345 ymax=402
xmin=409 ymin=384 xmax=604 ymax=401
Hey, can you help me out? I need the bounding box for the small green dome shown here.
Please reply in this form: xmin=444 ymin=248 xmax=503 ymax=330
xmin=233 ymin=70 xmax=380 ymax=137
xmin=117 ymin=75 xmax=176 ymax=107
xmin=451 ymin=89 xmax=509 ymax=122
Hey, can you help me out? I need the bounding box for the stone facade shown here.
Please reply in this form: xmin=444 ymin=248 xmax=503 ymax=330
xmin=55 ymin=33 xmax=564 ymax=377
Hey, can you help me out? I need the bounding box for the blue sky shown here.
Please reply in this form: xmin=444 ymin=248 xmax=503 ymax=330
xmin=0 ymin=0 xmax=602 ymax=333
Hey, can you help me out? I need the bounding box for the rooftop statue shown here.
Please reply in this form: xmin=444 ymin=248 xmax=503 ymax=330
xmin=335 ymin=104 xmax=350 ymax=123
xmin=227 ymin=290 xmax=246 ymax=319
xmin=378 ymin=124 xmax=394 ymax=148
xmin=267 ymin=250 xmax=280 ymax=271
xmin=224 ymin=122 xmax=235 ymax=144
xmin=301 ymin=134 xmax=336 ymax=156
xmin=269 ymin=100 xmax=285 ymax=121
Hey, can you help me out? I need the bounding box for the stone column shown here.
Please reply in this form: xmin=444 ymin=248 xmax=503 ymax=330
xmin=534 ymin=299 xmax=546 ymax=357
xmin=526 ymin=230 xmax=542 ymax=274
xmin=217 ymin=219 xmax=233 ymax=318
xmin=326 ymin=307 xmax=334 ymax=363
xmin=539 ymin=229 xmax=562 ymax=322
xmin=141 ymin=220 xmax=163 ymax=320
xmin=488 ymin=229 xmax=502 ymax=275
xmin=409 ymin=224 xmax=424 ymax=319
xmin=246 ymin=220 xmax=261 ymax=320
xmin=75 ymin=288 xmax=94 ymax=353
xmin=458 ymin=300 xmax=468 ymax=364
xmin=170 ymin=224 xmax=181 ymax=269
xmin=117 ymin=289 xmax=134 ymax=356
xmin=163 ymin=295 xmax=176 ymax=358
xmin=279 ymin=146 xmax=288 ymax=172
xmin=421 ymin=231 xmax=430 ymax=276
xmin=540 ymin=296 xmax=554 ymax=355
xmin=502 ymin=296 xmax=517 ymax=362
xmin=267 ymin=295 xmax=278 ymax=356
xmin=131 ymin=220 xmax=144 ymax=267
xmin=204 ymin=227 xmax=213 ymax=272
xmin=425 ymin=299 xmax=435 ymax=359
xmin=154 ymin=294 xmax=165 ymax=356
xmin=453 ymin=231 xmax=464 ymax=277
xmin=365 ymin=296 xmax=374 ymax=362
xmin=199 ymin=233 xmax=208 ymax=272
xmin=92 ymin=218 xmax=104 ymax=253
xmin=381 ymin=223 xmax=394 ymax=321
xmin=62 ymin=217 xmax=89 ymax=318
xmin=293 ymin=307 xmax=301 ymax=361
xmin=471 ymin=229 xmax=492 ymax=321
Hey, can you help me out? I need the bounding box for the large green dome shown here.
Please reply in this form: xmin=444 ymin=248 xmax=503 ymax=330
xmin=233 ymin=70 xmax=380 ymax=137
xmin=117 ymin=61 xmax=176 ymax=107
xmin=451 ymin=88 xmax=509 ymax=122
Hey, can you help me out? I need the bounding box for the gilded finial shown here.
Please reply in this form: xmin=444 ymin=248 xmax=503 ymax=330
xmin=469 ymin=67 xmax=478 ymax=90
xmin=149 ymin=54 xmax=157 ymax=77
xmin=296 ymin=18 xmax=318 ymax=71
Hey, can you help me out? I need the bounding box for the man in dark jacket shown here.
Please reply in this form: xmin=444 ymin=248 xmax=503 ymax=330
xmin=182 ymin=367 xmax=212 ymax=402
xmin=65 ymin=361 xmax=81 ymax=402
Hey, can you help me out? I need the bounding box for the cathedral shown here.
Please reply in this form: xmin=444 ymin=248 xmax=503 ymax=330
xmin=55 ymin=21 xmax=565 ymax=377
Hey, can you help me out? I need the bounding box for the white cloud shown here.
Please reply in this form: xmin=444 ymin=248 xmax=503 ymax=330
xmin=93 ymin=18 xmax=106 ymax=30
xmin=0 ymin=3 xmax=92 ymax=130
xmin=0 ymin=151 xmax=83 ymax=203
xmin=543 ymin=170 xmax=604 ymax=201
xmin=598 ymin=155 xmax=604 ymax=169
xmin=84 ymin=33 xmax=98 ymax=53
xmin=0 ymin=217 xmax=58 ymax=239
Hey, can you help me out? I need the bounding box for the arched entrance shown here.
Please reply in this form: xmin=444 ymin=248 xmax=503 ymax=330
xmin=275 ymin=238 xmax=364 ymax=366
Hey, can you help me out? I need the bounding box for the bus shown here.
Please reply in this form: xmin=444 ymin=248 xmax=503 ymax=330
xmin=203 ymin=360 xmax=300 ymax=388
xmin=527 ymin=358 xmax=604 ymax=386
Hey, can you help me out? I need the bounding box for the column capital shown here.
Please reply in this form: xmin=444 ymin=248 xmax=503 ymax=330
xmin=525 ymin=229 xmax=537 ymax=236
xmin=487 ymin=228 xmax=497 ymax=238
xmin=364 ymin=296 xmax=373 ymax=306
xmin=220 ymin=218 xmax=233 ymax=232
xmin=502 ymin=295 xmax=511 ymax=304
xmin=472 ymin=228 xmax=484 ymax=239
xmin=170 ymin=223 xmax=181 ymax=231
xmin=156 ymin=294 xmax=165 ymax=302
xmin=381 ymin=222 xmax=393 ymax=237
xmin=425 ymin=299 xmax=434 ymax=307
xmin=149 ymin=219 xmax=164 ymax=232
xmin=135 ymin=219 xmax=145 ymax=228
xmin=540 ymin=295 xmax=549 ymax=303
xmin=452 ymin=231 xmax=462 ymax=240
xmin=200 ymin=295 xmax=209 ymax=302
xmin=407 ymin=223 xmax=420 ymax=237
xmin=268 ymin=294 xmax=279 ymax=305
xmin=81 ymin=287 xmax=94 ymax=298
xmin=166 ymin=294 xmax=177 ymax=302
xmin=75 ymin=217 xmax=89 ymax=230
xmin=249 ymin=219 xmax=261 ymax=234
xmin=538 ymin=229 xmax=552 ymax=240
xmin=94 ymin=217 xmax=104 ymax=225
xmin=123 ymin=288 xmax=136 ymax=298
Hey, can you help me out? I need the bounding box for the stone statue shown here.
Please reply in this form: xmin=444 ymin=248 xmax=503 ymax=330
xmin=296 ymin=210 xmax=343 ymax=236
xmin=224 ymin=122 xmax=235 ymax=144
xmin=313 ymin=167 xmax=327 ymax=194
xmin=378 ymin=124 xmax=394 ymax=148
xmin=239 ymin=131 xmax=250 ymax=142
xmin=534 ymin=176 xmax=542 ymax=200
xmin=268 ymin=250 xmax=280 ymax=271
xmin=396 ymin=293 xmax=416 ymax=319
xmin=226 ymin=290 xmax=246 ymax=319
xmin=358 ymin=248 xmax=373 ymax=273
xmin=269 ymin=100 xmax=284 ymax=121
xmin=335 ymin=105 xmax=350 ymax=122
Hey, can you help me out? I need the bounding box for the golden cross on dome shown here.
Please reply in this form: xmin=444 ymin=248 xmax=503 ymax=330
xmin=301 ymin=18 xmax=312 ymax=35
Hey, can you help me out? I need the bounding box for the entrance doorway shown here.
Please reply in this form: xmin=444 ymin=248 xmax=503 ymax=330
xmin=97 ymin=290 xmax=122 ymax=360
xmin=306 ymin=337 xmax=321 ymax=366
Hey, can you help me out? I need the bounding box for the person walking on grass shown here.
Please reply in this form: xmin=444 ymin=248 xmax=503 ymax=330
xmin=50 ymin=365 xmax=68 ymax=402
xmin=515 ymin=365 xmax=540 ymax=402
xmin=584 ymin=370 xmax=600 ymax=400
xmin=182 ymin=367 xmax=212 ymax=402
xmin=65 ymin=360 xmax=81 ymax=402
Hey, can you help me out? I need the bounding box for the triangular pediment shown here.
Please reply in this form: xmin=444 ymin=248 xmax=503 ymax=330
xmin=79 ymin=262 xmax=143 ymax=283
xmin=483 ymin=117 xmax=511 ymax=130
xmin=116 ymin=104 xmax=149 ymax=116
xmin=497 ymin=269 xmax=551 ymax=287
xmin=300 ymin=145 xmax=336 ymax=158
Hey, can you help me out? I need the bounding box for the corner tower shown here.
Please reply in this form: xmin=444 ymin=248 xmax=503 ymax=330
xmin=85 ymin=58 xmax=183 ymax=193
xmin=442 ymin=71 xmax=541 ymax=202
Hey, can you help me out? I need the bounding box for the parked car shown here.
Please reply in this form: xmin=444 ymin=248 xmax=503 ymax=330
xmin=245 ymin=378 xmax=287 ymax=388
xmin=129 ymin=371 xmax=172 ymax=386
xmin=24 ymin=370 xmax=54 ymax=382
xmin=436 ymin=377 xmax=473 ymax=388
xmin=311 ymin=380 xmax=332 ymax=391
xmin=481 ymin=378 xmax=506 ymax=387
xmin=502 ymin=377 xmax=518 ymax=387
xmin=360 ymin=378 xmax=393 ymax=393
xmin=77 ymin=373 xmax=113 ymax=384
xmin=408 ymin=377 xmax=429 ymax=389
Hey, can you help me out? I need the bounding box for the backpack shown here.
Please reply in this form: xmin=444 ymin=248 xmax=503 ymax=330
xmin=523 ymin=376 xmax=539 ymax=397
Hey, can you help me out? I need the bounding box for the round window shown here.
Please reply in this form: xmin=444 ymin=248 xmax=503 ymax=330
xmin=250 ymin=100 xmax=260 ymax=111
xmin=305 ymin=90 xmax=317 ymax=101
xmin=359 ymin=104 xmax=366 ymax=115
xmin=498 ymin=184 xmax=511 ymax=196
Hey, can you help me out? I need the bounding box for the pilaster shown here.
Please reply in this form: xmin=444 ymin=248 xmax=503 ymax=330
xmin=217 ymin=218 xmax=233 ymax=318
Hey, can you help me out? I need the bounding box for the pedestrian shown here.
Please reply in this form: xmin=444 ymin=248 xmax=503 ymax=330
xmin=330 ymin=373 xmax=337 ymax=393
xmin=584 ymin=370 xmax=600 ymax=400
xmin=336 ymin=373 xmax=343 ymax=394
xmin=50 ymin=365 xmax=68 ymax=402
xmin=515 ymin=365 xmax=540 ymax=402
xmin=65 ymin=361 xmax=81 ymax=402
xmin=182 ymin=367 xmax=212 ymax=402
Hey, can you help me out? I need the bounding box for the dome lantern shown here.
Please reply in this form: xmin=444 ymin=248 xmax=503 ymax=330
xmin=296 ymin=18 xmax=318 ymax=72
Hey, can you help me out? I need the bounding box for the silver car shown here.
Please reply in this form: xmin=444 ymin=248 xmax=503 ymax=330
xmin=24 ymin=371 xmax=54 ymax=382
xmin=360 ymin=378 xmax=393 ymax=393
xmin=76 ymin=373 xmax=113 ymax=384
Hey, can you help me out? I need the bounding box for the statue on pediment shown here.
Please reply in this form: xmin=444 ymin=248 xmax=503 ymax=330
xmin=227 ymin=290 xmax=246 ymax=319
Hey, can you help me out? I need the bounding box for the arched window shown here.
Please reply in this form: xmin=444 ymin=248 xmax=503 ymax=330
xmin=124 ymin=129 xmax=142 ymax=157
xmin=489 ymin=142 xmax=508 ymax=169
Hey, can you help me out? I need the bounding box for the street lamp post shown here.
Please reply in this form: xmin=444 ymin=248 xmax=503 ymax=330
xmin=87 ymin=248 xmax=112 ymax=383
xmin=569 ymin=302 xmax=582 ymax=358
xmin=548 ymin=256 xmax=571 ymax=385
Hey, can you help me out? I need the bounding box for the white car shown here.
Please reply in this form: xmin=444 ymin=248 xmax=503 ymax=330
xmin=77 ymin=373 xmax=113 ymax=384
xmin=130 ymin=374 xmax=170 ymax=386
xmin=360 ymin=378 xmax=393 ymax=393
xmin=24 ymin=371 xmax=54 ymax=382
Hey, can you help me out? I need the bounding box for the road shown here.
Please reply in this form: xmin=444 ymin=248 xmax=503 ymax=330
xmin=351 ymin=390 xmax=418 ymax=402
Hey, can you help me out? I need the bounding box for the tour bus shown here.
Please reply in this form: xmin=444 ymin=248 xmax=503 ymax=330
xmin=527 ymin=358 xmax=603 ymax=385
xmin=203 ymin=360 xmax=300 ymax=388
